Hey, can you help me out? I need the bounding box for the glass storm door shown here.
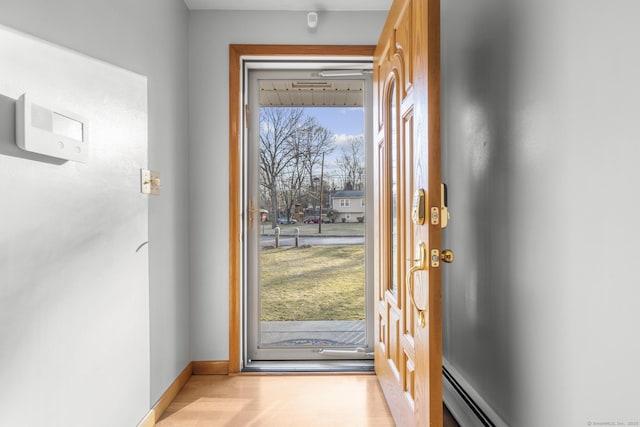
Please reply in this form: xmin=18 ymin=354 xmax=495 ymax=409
xmin=244 ymin=66 xmax=374 ymax=365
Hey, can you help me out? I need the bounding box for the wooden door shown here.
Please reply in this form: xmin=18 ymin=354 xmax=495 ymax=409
xmin=373 ymin=0 xmax=443 ymax=425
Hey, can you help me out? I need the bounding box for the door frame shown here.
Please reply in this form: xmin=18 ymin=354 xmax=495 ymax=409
xmin=228 ymin=45 xmax=376 ymax=373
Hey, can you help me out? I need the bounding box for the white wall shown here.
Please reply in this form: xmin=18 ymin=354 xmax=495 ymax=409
xmin=441 ymin=0 xmax=640 ymax=424
xmin=0 ymin=27 xmax=148 ymax=426
xmin=0 ymin=0 xmax=190 ymax=410
xmin=188 ymin=10 xmax=387 ymax=360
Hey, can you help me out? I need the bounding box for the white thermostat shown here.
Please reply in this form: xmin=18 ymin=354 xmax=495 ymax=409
xmin=15 ymin=94 xmax=89 ymax=162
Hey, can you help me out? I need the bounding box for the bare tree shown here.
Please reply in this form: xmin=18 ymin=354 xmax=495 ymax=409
xmin=259 ymin=108 xmax=305 ymax=228
xmin=336 ymin=135 xmax=365 ymax=190
xmin=296 ymin=118 xmax=335 ymax=191
xmin=259 ymin=108 xmax=335 ymax=227
xmin=278 ymin=157 xmax=305 ymax=222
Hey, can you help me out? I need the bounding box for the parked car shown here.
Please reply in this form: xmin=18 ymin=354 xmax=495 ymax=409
xmin=303 ymin=216 xmax=332 ymax=224
xmin=277 ymin=217 xmax=297 ymax=224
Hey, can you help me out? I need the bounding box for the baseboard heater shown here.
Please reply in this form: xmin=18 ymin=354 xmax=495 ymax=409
xmin=442 ymin=362 xmax=507 ymax=427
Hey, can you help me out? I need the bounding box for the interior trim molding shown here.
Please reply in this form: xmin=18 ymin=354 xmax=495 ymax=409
xmin=192 ymin=360 xmax=230 ymax=375
xmin=137 ymin=362 xmax=193 ymax=427
xmin=442 ymin=359 xmax=508 ymax=427
xmin=228 ymin=44 xmax=376 ymax=373
xmin=136 ymin=410 xmax=155 ymax=427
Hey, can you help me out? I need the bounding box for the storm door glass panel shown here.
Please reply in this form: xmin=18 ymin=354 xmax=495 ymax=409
xmin=246 ymin=68 xmax=374 ymax=363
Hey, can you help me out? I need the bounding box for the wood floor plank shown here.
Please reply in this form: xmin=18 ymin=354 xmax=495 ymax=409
xmin=156 ymin=374 xmax=395 ymax=426
xmin=156 ymin=373 xmax=460 ymax=426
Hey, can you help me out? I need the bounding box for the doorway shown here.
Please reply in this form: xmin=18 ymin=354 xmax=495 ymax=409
xmin=243 ymin=64 xmax=374 ymax=369
xmin=228 ymin=45 xmax=377 ymax=374
xmin=228 ymin=5 xmax=446 ymax=418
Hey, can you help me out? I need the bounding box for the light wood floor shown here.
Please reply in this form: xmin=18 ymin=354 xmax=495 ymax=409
xmin=156 ymin=374 xmax=459 ymax=427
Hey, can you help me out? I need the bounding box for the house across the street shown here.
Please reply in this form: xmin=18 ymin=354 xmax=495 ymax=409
xmin=330 ymin=190 xmax=365 ymax=223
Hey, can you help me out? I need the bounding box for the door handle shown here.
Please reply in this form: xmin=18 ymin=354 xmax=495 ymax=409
xmin=248 ymin=199 xmax=257 ymax=229
xmin=407 ymin=242 xmax=428 ymax=328
xmin=440 ymin=249 xmax=454 ymax=263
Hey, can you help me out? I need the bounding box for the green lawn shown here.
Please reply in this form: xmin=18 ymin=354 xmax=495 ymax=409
xmin=260 ymin=245 xmax=365 ymax=321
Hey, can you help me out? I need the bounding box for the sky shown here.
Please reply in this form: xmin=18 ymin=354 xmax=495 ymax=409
xmin=303 ymin=107 xmax=364 ymax=137
xmin=300 ymin=106 xmax=364 ymax=172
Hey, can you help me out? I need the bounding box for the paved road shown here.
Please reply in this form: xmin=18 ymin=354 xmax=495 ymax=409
xmin=260 ymin=235 xmax=364 ymax=247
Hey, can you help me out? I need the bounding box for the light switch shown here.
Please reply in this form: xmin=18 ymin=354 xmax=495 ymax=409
xmin=141 ymin=169 xmax=160 ymax=195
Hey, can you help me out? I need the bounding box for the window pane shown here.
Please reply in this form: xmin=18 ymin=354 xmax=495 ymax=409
xmin=389 ymin=79 xmax=398 ymax=295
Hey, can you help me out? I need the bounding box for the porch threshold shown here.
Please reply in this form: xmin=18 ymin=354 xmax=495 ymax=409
xmin=243 ymin=359 xmax=374 ymax=373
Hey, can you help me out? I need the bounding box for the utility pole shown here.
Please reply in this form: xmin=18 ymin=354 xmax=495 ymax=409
xmin=318 ymin=152 xmax=324 ymax=234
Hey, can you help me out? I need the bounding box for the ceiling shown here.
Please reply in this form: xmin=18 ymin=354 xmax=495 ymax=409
xmin=183 ymin=0 xmax=391 ymax=11
xmin=259 ymin=79 xmax=364 ymax=107
xmin=185 ymin=1 xmax=383 ymax=107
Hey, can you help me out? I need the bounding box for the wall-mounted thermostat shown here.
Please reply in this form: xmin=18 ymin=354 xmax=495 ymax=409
xmin=15 ymin=94 xmax=89 ymax=162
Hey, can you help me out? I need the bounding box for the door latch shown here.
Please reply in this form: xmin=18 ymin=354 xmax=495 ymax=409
xmin=440 ymin=183 xmax=450 ymax=229
xmin=429 ymin=183 xmax=450 ymax=227
xmin=430 ymin=249 xmax=455 ymax=268
xmin=248 ymin=199 xmax=257 ymax=230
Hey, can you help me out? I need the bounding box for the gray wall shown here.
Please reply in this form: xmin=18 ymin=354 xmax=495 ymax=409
xmin=188 ymin=10 xmax=387 ymax=360
xmin=441 ymin=0 xmax=640 ymax=424
xmin=3 ymin=0 xmax=638 ymax=424
xmin=0 ymin=0 xmax=191 ymax=409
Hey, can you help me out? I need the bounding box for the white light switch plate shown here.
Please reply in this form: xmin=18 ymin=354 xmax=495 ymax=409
xmin=140 ymin=169 xmax=160 ymax=195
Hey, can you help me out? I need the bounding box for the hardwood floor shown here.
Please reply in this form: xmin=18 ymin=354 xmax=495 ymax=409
xmin=156 ymin=374 xmax=459 ymax=426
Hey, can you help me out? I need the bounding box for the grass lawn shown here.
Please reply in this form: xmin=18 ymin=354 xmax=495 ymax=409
xmin=260 ymin=245 xmax=365 ymax=321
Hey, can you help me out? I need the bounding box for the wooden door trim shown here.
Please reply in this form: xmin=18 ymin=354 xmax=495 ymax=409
xmin=424 ymin=0 xmax=443 ymax=422
xmin=228 ymin=44 xmax=376 ymax=373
